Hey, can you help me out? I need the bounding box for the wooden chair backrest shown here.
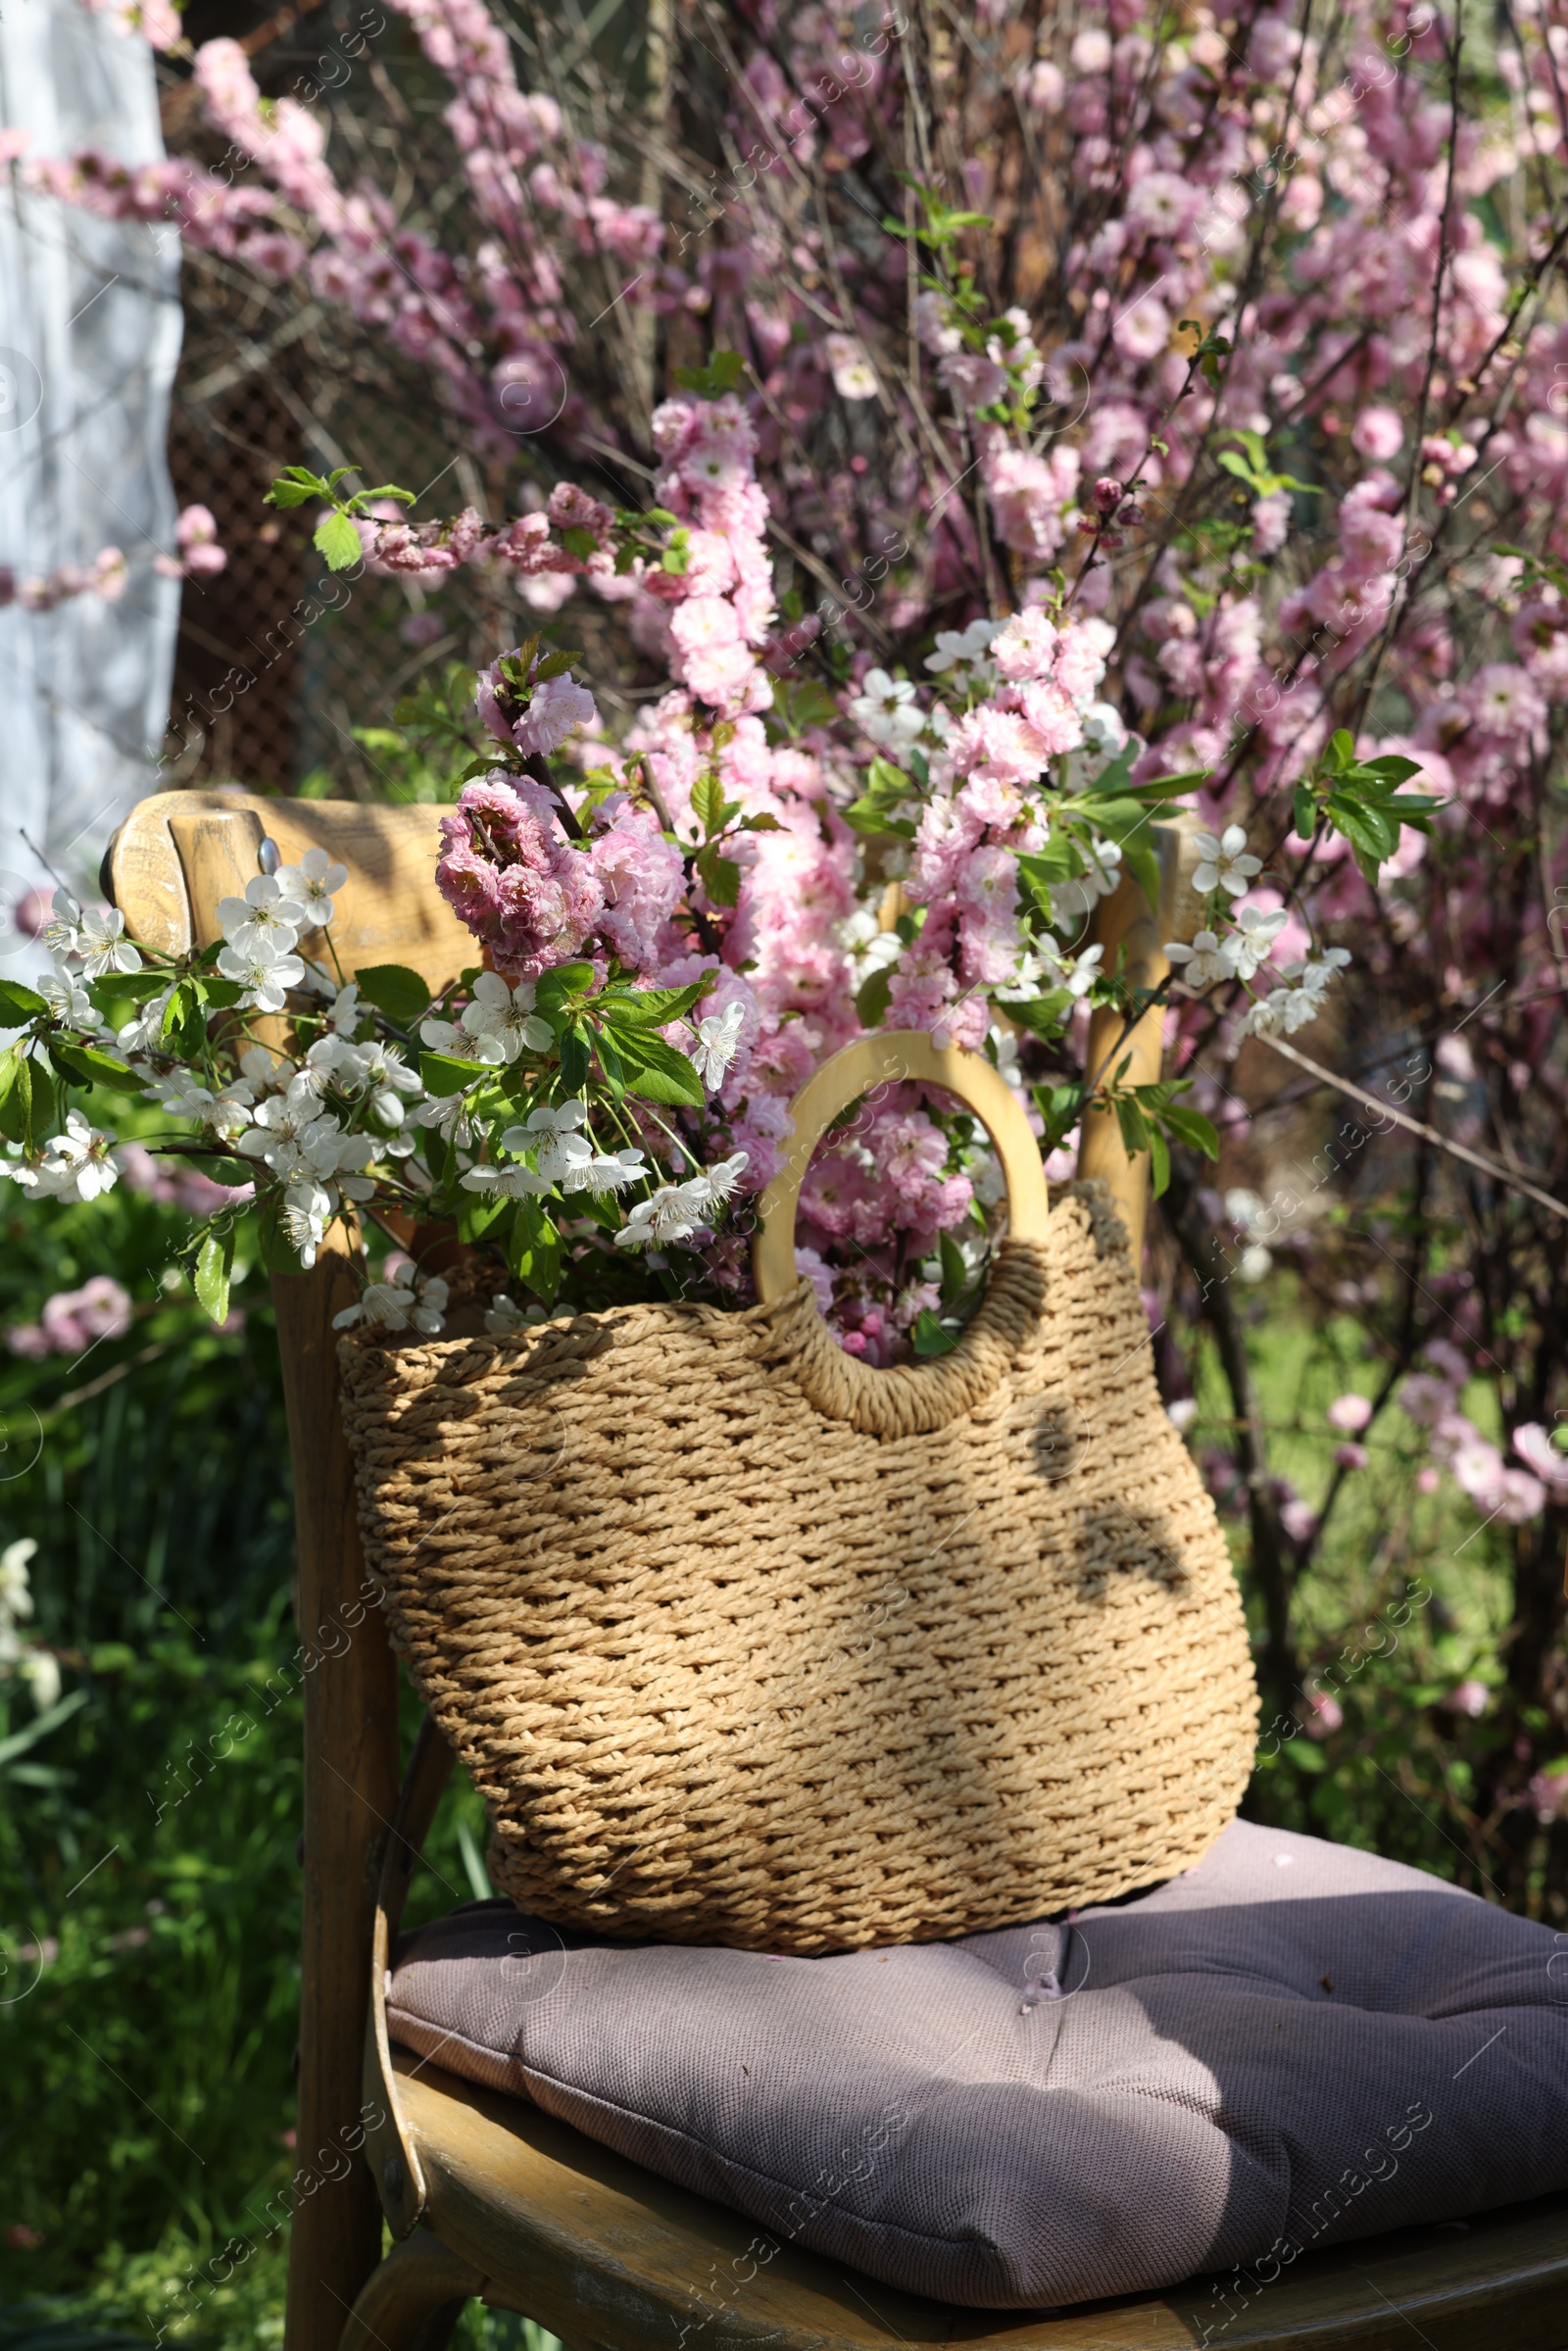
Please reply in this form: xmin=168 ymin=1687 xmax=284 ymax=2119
xmin=108 ymin=787 xmax=1182 ymax=2351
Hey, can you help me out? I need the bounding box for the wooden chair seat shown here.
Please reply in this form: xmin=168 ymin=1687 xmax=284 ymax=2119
xmin=105 ymin=793 xmax=1568 ymax=2351
xmin=351 ymin=2049 xmax=1568 ymax=2351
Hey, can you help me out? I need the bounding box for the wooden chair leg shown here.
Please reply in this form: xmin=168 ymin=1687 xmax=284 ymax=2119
xmin=336 ymin=2234 xmax=486 ymax=2351
xmin=275 ymin=1231 xmax=404 ymax=2351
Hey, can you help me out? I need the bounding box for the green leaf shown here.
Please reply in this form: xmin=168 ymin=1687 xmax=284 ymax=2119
xmin=910 ymin=1309 xmax=960 ymax=1357
xmin=598 ymin=978 xmax=712 ymax=1027
xmin=1081 ymin=747 xmax=1136 ymax=800
xmin=843 ymin=801 xmax=916 ymax=840
xmin=1160 ymin=1103 xmax=1220 ymax=1159
xmin=48 ymin=1040 xmax=143 ymax=1095
xmin=0 ymin=1687 xmax=89 ymax=1770
xmin=420 ymin=1050 xmax=492 ymax=1097
xmin=1293 ymin=782 xmax=1315 ymax=840
xmin=1113 ymin=1092 xmax=1151 ymax=1157
xmin=0 ymin=979 xmax=48 ymax=1023
xmin=741 ymin=811 xmax=784 ymax=832
xmin=532 ymin=648 xmax=582 ymax=682
xmin=314 ymin=510 xmax=365 ymax=571
xmin=938 ymin=1230 xmax=968 ymax=1310
xmin=611 ymin=1027 xmax=705 ymax=1108
xmin=354 ymin=962 xmax=432 ymax=1025
xmin=504 ymin=1197 xmax=564 ymax=1305
xmin=0 ymin=1050 xmax=31 ymax=1145
xmin=696 ymin=841 xmax=742 ymax=908
xmin=159 ymin=977 xmax=208 ymax=1055
xmin=672 ymin=349 xmax=746 ymax=397
xmin=457 ymin=1185 xmax=510 ymax=1243
xmin=193 ymin=1228 xmax=235 ymax=1326
xmin=856 ymin=966 xmax=894 ymax=1028
xmin=1363 ymin=754 xmax=1422 ymax=784
xmin=264 ymin=466 xmax=328 ymax=509
xmin=534 ymin=960 xmax=596 ymax=1009
xmin=1009 ymin=991 xmax=1075 ymax=1041
xmin=692 ymin=768 xmax=728 ymax=837
xmin=559 ymin=1020 xmax=591 ymax=1095
xmin=1147 ymin=1125 xmax=1171 ymax=1198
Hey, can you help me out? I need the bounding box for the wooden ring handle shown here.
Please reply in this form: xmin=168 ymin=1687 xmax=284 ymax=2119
xmin=752 ymin=1032 xmax=1051 ymax=1306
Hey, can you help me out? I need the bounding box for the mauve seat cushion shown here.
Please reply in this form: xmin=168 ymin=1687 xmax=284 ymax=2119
xmin=387 ymin=1820 xmax=1568 ymax=2309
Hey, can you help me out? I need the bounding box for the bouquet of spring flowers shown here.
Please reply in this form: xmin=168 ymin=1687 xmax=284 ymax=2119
xmin=0 ymin=390 xmax=1434 ymax=1356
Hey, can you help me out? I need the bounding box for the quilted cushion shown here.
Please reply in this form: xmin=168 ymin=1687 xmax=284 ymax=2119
xmin=387 ymin=1820 xmax=1568 ymax=2308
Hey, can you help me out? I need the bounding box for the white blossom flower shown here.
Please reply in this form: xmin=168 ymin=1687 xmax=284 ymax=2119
xmin=0 ymin=1537 xmax=37 ymax=1618
xmin=835 ymin=910 xmax=903 ymax=986
xmin=1164 ymin=929 xmax=1239 ymax=990
xmin=460 ymin=971 xmax=554 ymax=1063
xmin=1237 ymin=948 xmax=1350 ymax=1038
xmin=1081 ymin=702 xmax=1128 ymax=755
xmin=1191 ymin=824 xmax=1262 ymax=898
xmin=460 ymin=1158 xmax=553 ymax=1199
xmin=1298 ymin=947 xmax=1351 ymax=992
xmin=238 ymin=1045 xmax=286 ymax=1091
xmin=352 ymin=1041 xmax=424 ymax=1127
xmin=692 ymin=1151 xmax=749 ymax=1206
xmin=286 ymin=1036 xmax=362 ymax=1102
xmin=824 ymin=332 xmax=878 ymax=400
xmin=74 ymin=906 xmax=141 ymax=979
xmin=41 ymin=894 xmax=84 ymax=958
xmin=217 ymin=938 xmax=306 ymax=1013
xmin=689 ymin=1001 xmax=746 ymax=1090
xmin=327 ymin=981 xmax=364 ymax=1037
xmin=208 ymin=1083 xmax=256 ymax=1143
xmin=37 ymin=1109 xmax=120 ymax=1200
xmin=272 ymin=1180 xmax=330 ymax=1268
xmin=499 ymin=1101 xmax=588 ymax=1188
xmin=415 ymin=1091 xmax=479 ymax=1149
xmin=273 ymin=847 xmax=348 ymax=926
xmin=20 ymin=1647 xmax=62 ymax=1710
xmin=116 ymin=985 xmax=176 ymax=1056
xmin=585 ymin=1147 xmax=647 ymax=1193
xmin=613 ymin=1180 xmax=711 ymax=1249
xmin=146 ymin=1068 xmax=219 ymax=1119
xmin=1048 ymin=838 xmax=1123 ymax=920
xmin=418 ymin=1013 xmax=467 ymax=1053
xmin=922 ymin=619 xmax=999 ymax=675
xmin=36 ymin=958 xmax=95 ymax=1025
xmin=849 ymin=668 xmax=925 ymax=749
xmin=215 ymin=875 xmax=306 ymax=958
xmin=1228 ymin=902 xmax=1290 ymax=981
xmin=238 ymin=1099 xmax=354 ymax=1184
xmin=484 ymin=1293 xmax=541 ymax=1334
xmin=332 ymin=1272 xmax=449 ymax=1335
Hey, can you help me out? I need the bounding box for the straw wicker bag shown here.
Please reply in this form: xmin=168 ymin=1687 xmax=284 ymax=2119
xmin=339 ymin=1033 xmax=1257 ymax=1954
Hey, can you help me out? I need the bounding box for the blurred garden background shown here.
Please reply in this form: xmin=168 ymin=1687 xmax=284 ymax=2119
xmin=3 ymin=0 xmax=1568 ymax=2337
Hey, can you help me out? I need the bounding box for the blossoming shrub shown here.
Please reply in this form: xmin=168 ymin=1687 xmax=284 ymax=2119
xmin=7 ymin=0 xmax=1567 ymax=1909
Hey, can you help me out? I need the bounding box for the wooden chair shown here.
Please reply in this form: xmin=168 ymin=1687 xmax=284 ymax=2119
xmin=110 ymin=790 xmax=1568 ymax=2351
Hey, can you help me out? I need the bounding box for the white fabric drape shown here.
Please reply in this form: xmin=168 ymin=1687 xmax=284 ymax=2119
xmin=0 ymin=0 xmax=181 ymax=975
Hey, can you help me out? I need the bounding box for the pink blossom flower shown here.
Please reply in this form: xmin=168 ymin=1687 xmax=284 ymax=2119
xmin=1351 ymin=407 xmax=1404 ymax=461
xmin=991 ymin=607 xmax=1057 ymax=681
xmin=1327 ymin=1392 xmax=1373 ymax=1434
xmin=1511 ymin=1423 xmax=1568 ymax=1499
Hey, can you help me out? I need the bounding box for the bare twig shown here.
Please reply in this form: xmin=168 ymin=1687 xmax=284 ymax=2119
xmin=1255 ymin=1034 xmax=1567 ymax=1222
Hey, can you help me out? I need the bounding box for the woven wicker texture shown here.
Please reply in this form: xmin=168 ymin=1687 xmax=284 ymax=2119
xmin=339 ymin=1179 xmax=1257 ymax=1954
